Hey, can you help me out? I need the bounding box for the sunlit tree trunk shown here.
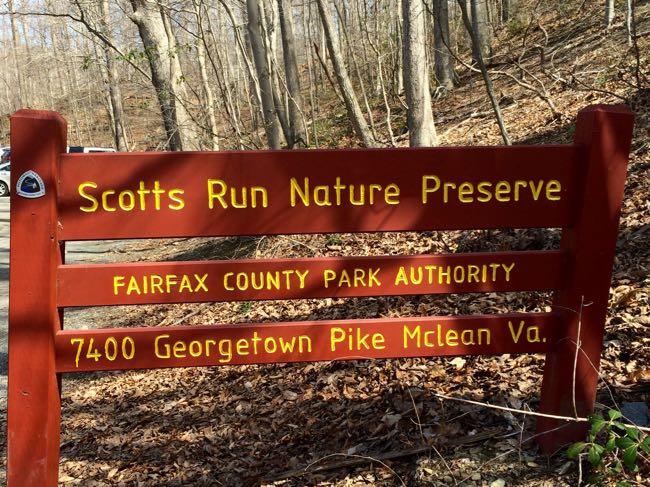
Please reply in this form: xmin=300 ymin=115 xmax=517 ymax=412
xmin=278 ymin=0 xmax=307 ymax=147
xmin=470 ymin=0 xmax=491 ymax=61
xmin=403 ymin=0 xmax=437 ymax=146
xmin=100 ymin=0 xmax=129 ymax=151
xmin=247 ymin=0 xmax=283 ymax=148
xmin=129 ymin=0 xmax=199 ymax=150
xmin=315 ymin=0 xmax=377 ymax=147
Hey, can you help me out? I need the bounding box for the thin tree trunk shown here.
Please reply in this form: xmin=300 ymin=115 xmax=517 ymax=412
xmin=605 ymin=0 xmax=615 ymax=30
xmin=261 ymin=0 xmax=292 ymax=144
xmin=161 ymin=7 xmax=200 ymax=150
xmin=626 ymin=0 xmax=633 ymax=45
xmin=315 ymin=0 xmax=377 ymax=147
xmin=193 ymin=0 xmax=220 ymax=150
xmin=247 ymin=0 xmax=282 ymax=148
xmin=336 ymin=3 xmax=378 ymax=142
xmin=433 ymin=0 xmax=455 ymax=91
xmin=7 ymin=0 xmax=24 ymax=109
xmin=100 ymin=0 xmax=129 ymax=151
xmin=457 ymin=0 xmax=510 ymax=145
xmin=303 ymin=0 xmax=317 ymax=147
xmin=278 ymin=0 xmax=307 ymax=147
xmin=403 ymin=0 xmax=437 ymax=146
xmin=395 ymin=0 xmax=404 ymax=94
xmin=470 ymin=0 xmax=491 ymax=62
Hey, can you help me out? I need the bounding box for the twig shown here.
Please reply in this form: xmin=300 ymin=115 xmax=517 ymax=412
xmin=168 ymin=302 xmax=211 ymax=326
xmin=428 ymin=391 xmax=650 ymax=432
xmin=572 ymin=296 xmax=588 ymax=418
xmin=407 ymin=387 xmax=457 ymax=484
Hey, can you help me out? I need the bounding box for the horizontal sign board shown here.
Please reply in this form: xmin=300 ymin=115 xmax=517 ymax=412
xmin=57 ymin=146 xmax=579 ymax=240
xmin=55 ymin=312 xmax=559 ymax=372
xmin=57 ymin=250 xmax=565 ymax=307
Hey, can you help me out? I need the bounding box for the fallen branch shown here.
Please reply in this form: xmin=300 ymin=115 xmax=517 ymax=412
xmin=265 ymin=427 xmax=505 ymax=481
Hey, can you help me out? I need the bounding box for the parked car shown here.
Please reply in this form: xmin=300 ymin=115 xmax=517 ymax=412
xmin=0 ymin=146 xmax=115 ymax=197
xmin=68 ymin=146 xmax=116 ymax=153
xmin=0 ymin=162 xmax=10 ymax=197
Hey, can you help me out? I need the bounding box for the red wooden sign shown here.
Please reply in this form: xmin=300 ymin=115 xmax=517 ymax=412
xmin=57 ymin=145 xmax=579 ymax=240
xmin=7 ymin=105 xmax=634 ymax=486
xmin=57 ymin=250 xmax=565 ymax=306
xmin=55 ymin=313 xmax=559 ymax=372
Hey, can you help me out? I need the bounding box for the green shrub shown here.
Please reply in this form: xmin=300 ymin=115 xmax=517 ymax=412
xmin=567 ymin=409 xmax=650 ymax=485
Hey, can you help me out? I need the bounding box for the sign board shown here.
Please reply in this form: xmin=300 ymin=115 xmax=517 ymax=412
xmin=7 ymin=106 xmax=633 ymax=485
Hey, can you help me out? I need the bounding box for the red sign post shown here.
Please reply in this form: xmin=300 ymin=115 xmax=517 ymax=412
xmin=7 ymin=106 xmax=633 ymax=485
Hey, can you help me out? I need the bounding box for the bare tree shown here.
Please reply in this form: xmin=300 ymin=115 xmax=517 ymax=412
xmin=277 ymin=0 xmax=307 ymax=147
xmin=433 ymin=0 xmax=455 ymax=91
xmin=99 ymin=0 xmax=129 ymax=151
xmin=247 ymin=0 xmax=283 ymax=148
xmin=403 ymin=0 xmax=437 ymax=146
xmin=192 ymin=0 xmax=220 ymax=150
xmin=315 ymin=0 xmax=377 ymax=147
xmin=129 ymin=0 xmax=200 ymax=150
xmin=470 ymin=0 xmax=491 ymax=62
xmin=457 ymin=0 xmax=510 ymax=145
xmin=605 ymin=0 xmax=615 ymax=30
xmin=7 ymin=0 xmax=24 ymax=109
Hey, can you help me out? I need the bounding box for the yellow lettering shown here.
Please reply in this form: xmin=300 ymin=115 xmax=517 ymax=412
xmin=79 ymin=182 xmax=99 ymax=212
xmin=477 ymin=182 xmax=493 ymax=202
xmin=113 ymin=276 xmax=125 ymax=295
xmin=513 ymin=180 xmax=527 ymax=201
xmin=385 ymin=183 xmax=400 ymax=204
xmin=330 ymin=327 xmax=345 ymax=351
xmin=155 ymin=334 xmax=171 ymax=358
xmin=422 ymin=175 xmax=440 ymax=203
xmin=442 ymin=182 xmax=457 ymax=203
xmin=546 ymin=180 xmax=561 ymax=201
xmin=118 ymin=190 xmax=135 ymax=211
xmin=495 ymin=181 xmax=511 ymax=202
xmin=458 ymin=182 xmax=474 ymax=203
xmin=290 ymin=177 xmax=309 ymax=207
xmin=168 ymin=189 xmax=185 ymax=210
xmin=394 ymin=266 xmax=408 ymax=285
xmin=207 ymin=179 xmax=228 ymax=209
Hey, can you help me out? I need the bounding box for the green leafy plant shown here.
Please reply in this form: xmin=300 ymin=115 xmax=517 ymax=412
xmin=567 ymin=409 xmax=650 ymax=485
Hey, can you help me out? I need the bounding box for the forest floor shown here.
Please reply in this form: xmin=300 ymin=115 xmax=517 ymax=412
xmin=1 ymin=2 xmax=650 ymax=486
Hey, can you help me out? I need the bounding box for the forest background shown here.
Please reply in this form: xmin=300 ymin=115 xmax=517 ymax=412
xmin=0 ymin=0 xmax=649 ymax=485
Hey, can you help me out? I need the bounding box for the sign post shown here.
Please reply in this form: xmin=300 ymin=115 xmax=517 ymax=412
xmin=537 ymin=106 xmax=634 ymax=451
xmin=8 ymin=111 xmax=67 ymax=486
xmin=6 ymin=105 xmax=633 ymax=485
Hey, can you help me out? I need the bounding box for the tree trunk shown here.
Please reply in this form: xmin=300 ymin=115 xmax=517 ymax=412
xmin=278 ymin=0 xmax=307 ymax=147
xmin=7 ymin=0 xmax=24 ymax=109
xmin=247 ymin=0 xmax=283 ymax=149
xmin=100 ymin=0 xmax=129 ymax=151
xmin=193 ymin=0 xmax=220 ymax=150
xmin=260 ymin=0 xmax=292 ymax=145
xmin=457 ymin=0 xmax=510 ymax=145
xmin=470 ymin=0 xmax=491 ymax=62
xmin=402 ymin=0 xmax=437 ymax=146
xmin=129 ymin=0 xmax=199 ymax=151
xmin=501 ymin=0 xmax=516 ymax=22
xmin=315 ymin=0 xmax=377 ymax=147
xmin=395 ymin=0 xmax=404 ymax=94
xmin=161 ymin=7 xmax=201 ymax=150
xmin=433 ymin=0 xmax=455 ymax=91
xmin=605 ymin=0 xmax=615 ymax=30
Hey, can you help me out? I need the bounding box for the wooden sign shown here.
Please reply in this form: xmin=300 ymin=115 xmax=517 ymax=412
xmin=7 ymin=105 xmax=634 ymax=486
